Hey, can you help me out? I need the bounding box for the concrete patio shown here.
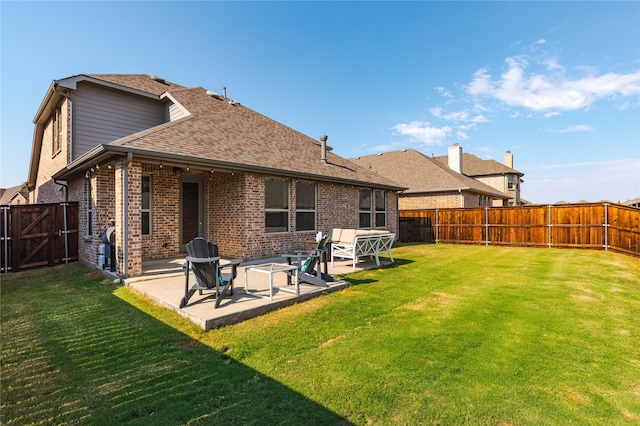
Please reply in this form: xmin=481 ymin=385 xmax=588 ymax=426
xmin=124 ymin=255 xmax=392 ymax=330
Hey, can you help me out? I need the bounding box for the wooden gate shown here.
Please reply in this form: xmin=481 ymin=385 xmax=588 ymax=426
xmin=1 ymin=202 xmax=78 ymax=273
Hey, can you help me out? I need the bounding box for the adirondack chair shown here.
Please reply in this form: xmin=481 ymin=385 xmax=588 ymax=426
xmin=180 ymin=237 xmax=241 ymax=309
xmin=282 ymin=234 xmax=331 ymax=287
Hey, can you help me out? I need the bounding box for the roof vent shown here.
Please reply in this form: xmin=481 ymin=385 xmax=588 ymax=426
xmin=206 ymin=90 xmax=221 ymax=99
xmin=150 ymin=75 xmax=166 ymax=84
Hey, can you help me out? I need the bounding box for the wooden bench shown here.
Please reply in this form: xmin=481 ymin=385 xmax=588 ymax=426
xmin=330 ymin=228 xmax=395 ymax=271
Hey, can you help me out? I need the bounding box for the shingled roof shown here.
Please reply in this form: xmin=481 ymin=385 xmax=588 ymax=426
xmin=52 ymin=74 xmax=403 ymax=190
xmin=434 ymin=152 xmax=523 ymax=177
xmin=350 ymin=149 xmax=509 ymax=198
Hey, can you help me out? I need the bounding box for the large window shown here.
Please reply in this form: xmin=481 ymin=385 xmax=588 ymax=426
xmin=142 ymin=176 xmax=151 ymax=236
xmin=265 ymin=177 xmax=289 ymax=233
xmin=359 ymin=189 xmax=372 ymax=228
xmin=360 ymin=189 xmax=387 ymax=228
xmin=296 ymin=181 xmax=316 ymax=231
xmin=375 ymin=190 xmax=387 ymax=228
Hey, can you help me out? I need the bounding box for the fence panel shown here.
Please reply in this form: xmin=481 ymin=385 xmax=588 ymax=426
xmin=399 ymin=203 xmax=639 ymax=257
xmin=1 ymin=202 xmax=79 ymax=273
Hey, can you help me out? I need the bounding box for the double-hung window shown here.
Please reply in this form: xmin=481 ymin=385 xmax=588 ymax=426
xmin=142 ymin=176 xmax=151 ymax=236
xmin=375 ymin=190 xmax=386 ymax=227
xmin=508 ymin=175 xmax=515 ymax=190
xmin=265 ymin=177 xmax=289 ymax=233
xmin=359 ymin=189 xmax=372 ymax=228
xmin=296 ymin=181 xmax=316 ymax=232
xmin=360 ymin=189 xmax=387 ymax=228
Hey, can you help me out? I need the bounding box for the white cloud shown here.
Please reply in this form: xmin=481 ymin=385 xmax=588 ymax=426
xmin=392 ymin=120 xmax=452 ymax=145
xmin=467 ymin=56 xmax=640 ymax=111
xmin=456 ymin=131 xmax=469 ymax=140
xmin=435 ymin=86 xmax=453 ymax=98
xmin=543 ymin=111 xmax=561 ymax=118
xmin=545 ymin=124 xmax=594 ymax=133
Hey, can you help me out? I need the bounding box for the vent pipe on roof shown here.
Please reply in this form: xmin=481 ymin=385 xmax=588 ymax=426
xmin=448 ymin=143 xmax=463 ymax=174
xmin=223 ymin=87 xmax=227 ymax=99
xmin=320 ymin=135 xmax=328 ymax=164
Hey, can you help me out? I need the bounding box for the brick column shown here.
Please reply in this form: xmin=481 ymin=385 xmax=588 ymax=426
xmin=114 ymin=159 xmax=143 ymax=277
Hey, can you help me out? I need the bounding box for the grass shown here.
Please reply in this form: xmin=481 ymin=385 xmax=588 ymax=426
xmin=2 ymin=245 xmax=639 ymax=425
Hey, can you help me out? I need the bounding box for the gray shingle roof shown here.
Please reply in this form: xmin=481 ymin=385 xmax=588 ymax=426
xmin=59 ymin=75 xmax=404 ymax=190
xmin=350 ymin=149 xmax=509 ymax=198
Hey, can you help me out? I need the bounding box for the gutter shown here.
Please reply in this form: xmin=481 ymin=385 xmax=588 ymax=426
xmin=53 ymin=145 xmax=406 ymax=192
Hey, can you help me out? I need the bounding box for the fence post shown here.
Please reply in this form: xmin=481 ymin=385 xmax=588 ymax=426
xmin=2 ymin=206 xmax=8 ymax=273
xmin=435 ymin=208 xmax=439 ymax=243
xmin=548 ymin=205 xmax=553 ymax=248
xmin=604 ymin=203 xmax=609 ymax=252
xmin=485 ymin=207 xmax=489 ymax=246
xmin=61 ymin=202 xmax=69 ymax=263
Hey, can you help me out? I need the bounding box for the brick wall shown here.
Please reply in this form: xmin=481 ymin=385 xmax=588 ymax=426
xmin=31 ymin=98 xmax=70 ymax=204
xmin=400 ymin=192 xmax=462 ymax=209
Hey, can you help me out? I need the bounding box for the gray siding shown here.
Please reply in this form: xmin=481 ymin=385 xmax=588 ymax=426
xmin=72 ymin=82 xmax=168 ymax=160
xmin=168 ymin=102 xmax=189 ymax=121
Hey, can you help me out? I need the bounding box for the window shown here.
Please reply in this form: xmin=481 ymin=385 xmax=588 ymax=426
xmin=142 ymin=176 xmax=151 ymax=236
xmin=359 ymin=189 xmax=372 ymax=228
xmin=375 ymin=190 xmax=386 ymax=227
xmin=478 ymin=195 xmax=490 ymax=207
xmin=508 ymin=174 xmax=515 ymax=190
xmin=86 ymin=177 xmax=93 ymax=237
xmin=265 ymin=177 xmax=289 ymax=233
xmin=52 ymin=106 xmax=62 ymax=156
xmin=296 ymin=181 xmax=316 ymax=231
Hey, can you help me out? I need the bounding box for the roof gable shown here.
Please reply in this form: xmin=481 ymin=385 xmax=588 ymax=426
xmin=350 ymin=149 xmax=509 ymax=198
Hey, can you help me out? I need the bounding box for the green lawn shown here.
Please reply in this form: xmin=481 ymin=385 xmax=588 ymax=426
xmin=2 ymin=245 xmax=639 ymax=425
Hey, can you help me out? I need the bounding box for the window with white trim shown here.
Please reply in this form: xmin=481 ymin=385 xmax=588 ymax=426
xmin=265 ymin=177 xmax=289 ymax=233
xmin=296 ymin=181 xmax=316 ymax=232
xmin=142 ymin=175 xmax=151 ymax=236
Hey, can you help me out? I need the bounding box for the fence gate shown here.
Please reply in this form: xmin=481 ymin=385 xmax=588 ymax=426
xmin=1 ymin=202 xmax=78 ymax=273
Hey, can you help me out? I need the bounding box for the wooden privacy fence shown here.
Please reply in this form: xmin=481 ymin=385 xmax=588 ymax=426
xmin=1 ymin=202 xmax=79 ymax=273
xmin=399 ymin=203 xmax=640 ymax=257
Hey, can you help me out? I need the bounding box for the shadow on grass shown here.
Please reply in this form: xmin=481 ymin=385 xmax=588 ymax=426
xmin=1 ymin=264 xmax=352 ymax=425
xmin=339 ymin=257 xmax=414 ymax=287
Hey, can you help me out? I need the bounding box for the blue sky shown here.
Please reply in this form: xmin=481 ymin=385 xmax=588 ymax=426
xmin=2 ymin=1 xmax=639 ymax=204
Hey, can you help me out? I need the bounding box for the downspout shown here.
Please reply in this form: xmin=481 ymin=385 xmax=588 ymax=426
xmin=122 ymin=152 xmax=132 ymax=278
xmin=54 ymin=179 xmax=69 ymax=264
xmin=459 ymin=189 xmax=463 ymax=207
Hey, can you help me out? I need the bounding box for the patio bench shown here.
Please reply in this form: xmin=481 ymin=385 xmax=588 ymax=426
xmin=330 ymin=228 xmax=395 ymax=271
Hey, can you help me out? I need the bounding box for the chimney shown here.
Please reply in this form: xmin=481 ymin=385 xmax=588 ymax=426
xmin=320 ymin=135 xmax=328 ymax=164
xmin=504 ymin=150 xmax=513 ymax=168
xmin=448 ymin=143 xmax=463 ymax=174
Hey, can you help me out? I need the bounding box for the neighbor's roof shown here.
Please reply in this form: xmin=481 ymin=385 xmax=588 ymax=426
xmin=434 ymin=152 xmax=523 ymax=177
xmin=48 ymin=74 xmax=404 ymax=191
xmin=0 ymin=183 xmax=28 ymax=205
xmin=350 ymin=149 xmax=509 ymax=199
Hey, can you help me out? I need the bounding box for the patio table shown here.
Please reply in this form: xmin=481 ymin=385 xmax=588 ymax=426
xmin=244 ymin=262 xmax=299 ymax=300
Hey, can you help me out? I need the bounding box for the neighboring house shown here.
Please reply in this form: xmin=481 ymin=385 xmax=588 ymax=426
xmin=434 ymin=146 xmax=524 ymax=206
xmin=622 ymin=198 xmax=640 ymax=208
xmin=0 ymin=183 xmax=29 ymax=206
xmin=350 ymin=146 xmax=510 ymax=209
xmin=27 ymin=74 xmax=404 ymax=277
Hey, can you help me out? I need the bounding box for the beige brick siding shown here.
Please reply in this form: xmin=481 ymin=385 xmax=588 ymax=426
xmin=31 ymin=98 xmax=70 ymax=204
xmin=400 ymin=192 xmax=462 ymax=209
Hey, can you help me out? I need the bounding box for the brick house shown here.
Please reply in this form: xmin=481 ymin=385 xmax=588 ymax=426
xmin=27 ymin=74 xmax=404 ymax=277
xmin=350 ymin=146 xmax=510 ymax=209
xmin=0 ymin=183 xmax=29 ymax=206
xmin=434 ymin=146 xmax=524 ymax=206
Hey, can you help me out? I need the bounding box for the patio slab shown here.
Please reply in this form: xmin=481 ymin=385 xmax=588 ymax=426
xmin=125 ymin=256 xmax=391 ymax=330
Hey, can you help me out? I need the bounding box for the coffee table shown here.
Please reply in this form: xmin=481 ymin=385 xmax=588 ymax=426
xmin=244 ymin=263 xmax=299 ymax=300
